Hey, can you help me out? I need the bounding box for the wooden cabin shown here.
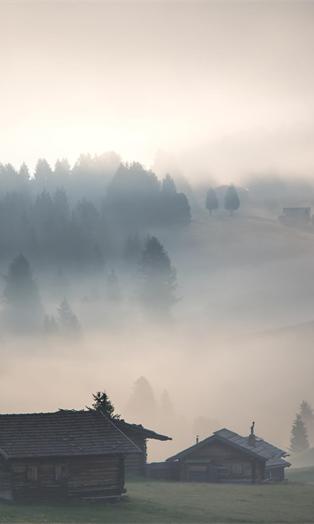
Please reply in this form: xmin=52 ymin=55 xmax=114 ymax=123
xmin=0 ymin=410 xmax=141 ymax=502
xmin=115 ymin=420 xmax=171 ymax=476
xmin=279 ymin=207 xmax=311 ymax=226
xmin=156 ymin=425 xmax=290 ymax=483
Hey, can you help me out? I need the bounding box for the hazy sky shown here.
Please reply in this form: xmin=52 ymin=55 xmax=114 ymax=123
xmin=2 ymin=0 xmax=314 ymax=180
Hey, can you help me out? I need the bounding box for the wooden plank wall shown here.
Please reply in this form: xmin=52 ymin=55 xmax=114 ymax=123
xmin=10 ymin=454 xmax=124 ymax=501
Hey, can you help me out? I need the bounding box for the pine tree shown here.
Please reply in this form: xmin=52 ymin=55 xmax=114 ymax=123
xmin=57 ymin=299 xmax=81 ymax=335
xmin=290 ymin=414 xmax=310 ymax=453
xmin=90 ymin=391 xmax=120 ymax=420
xmin=126 ymin=376 xmax=156 ymax=425
xmin=206 ymin=187 xmax=219 ymax=215
xmin=162 ymin=174 xmax=177 ymax=194
xmin=34 ymin=158 xmax=52 ymax=188
xmin=140 ymin=236 xmax=177 ymax=318
xmin=300 ymin=400 xmax=314 ymax=445
xmin=3 ymin=254 xmax=43 ymax=333
xmin=19 ymin=163 xmax=30 ymax=183
xmin=54 ymin=158 xmax=71 ymax=182
xmin=224 ymin=185 xmax=240 ymax=215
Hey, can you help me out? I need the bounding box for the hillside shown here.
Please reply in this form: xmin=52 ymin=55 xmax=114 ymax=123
xmin=164 ymin=213 xmax=314 ymax=333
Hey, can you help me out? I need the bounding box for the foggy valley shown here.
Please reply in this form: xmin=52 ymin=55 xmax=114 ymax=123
xmin=2 ymin=1 xmax=314 ymax=521
xmin=0 ymin=157 xmax=314 ymax=465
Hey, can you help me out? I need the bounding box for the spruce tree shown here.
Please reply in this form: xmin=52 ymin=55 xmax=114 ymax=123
xmin=57 ymin=299 xmax=80 ymax=335
xmin=162 ymin=174 xmax=177 ymax=194
xmin=3 ymin=254 xmax=43 ymax=333
xmin=91 ymin=391 xmax=120 ymax=420
xmin=224 ymin=185 xmax=240 ymax=215
xmin=34 ymin=158 xmax=52 ymax=188
xmin=206 ymin=187 xmax=218 ymax=215
xmin=140 ymin=236 xmax=176 ymax=318
xmin=290 ymin=414 xmax=310 ymax=453
xmin=300 ymin=400 xmax=314 ymax=445
xmin=126 ymin=376 xmax=156 ymax=425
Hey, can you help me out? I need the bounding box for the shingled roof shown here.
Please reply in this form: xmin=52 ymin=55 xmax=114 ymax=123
xmin=116 ymin=420 xmax=171 ymax=441
xmin=167 ymin=427 xmax=290 ymax=469
xmin=0 ymin=410 xmax=141 ymax=459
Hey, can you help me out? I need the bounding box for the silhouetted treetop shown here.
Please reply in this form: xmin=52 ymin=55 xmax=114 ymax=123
xmin=90 ymin=391 xmax=120 ymax=420
xmin=224 ymin=185 xmax=240 ymax=214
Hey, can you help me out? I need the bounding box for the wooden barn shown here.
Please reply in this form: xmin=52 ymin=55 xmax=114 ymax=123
xmin=115 ymin=420 xmax=171 ymax=476
xmin=0 ymin=410 xmax=141 ymax=502
xmin=152 ymin=425 xmax=290 ymax=483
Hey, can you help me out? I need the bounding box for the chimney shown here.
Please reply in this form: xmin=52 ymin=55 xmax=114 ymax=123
xmin=248 ymin=421 xmax=256 ymax=447
xmin=196 ymin=435 xmax=199 ymax=444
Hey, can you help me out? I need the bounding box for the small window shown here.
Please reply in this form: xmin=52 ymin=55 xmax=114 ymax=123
xmin=231 ymin=463 xmax=243 ymax=476
xmin=55 ymin=464 xmax=68 ymax=481
xmin=26 ymin=465 xmax=38 ymax=481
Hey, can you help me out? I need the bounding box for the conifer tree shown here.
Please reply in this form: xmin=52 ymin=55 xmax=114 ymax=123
xmin=57 ymin=299 xmax=81 ymax=335
xmin=224 ymin=185 xmax=240 ymax=215
xmin=290 ymin=413 xmax=310 ymax=453
xmin=126 ymin=376 xmax=156 ymax=424
xmin=34 ymin=158 xmax=52 ymax=188
xmin=162 ymin=174 xmax=177 ymax=194
xmin=300 ymin=400 xmax=314 ymax=445
xmin=140 ymin=236 xmax=176 ymax=318
xmin=3 ymin=254 xmax=43 ymax=333
xmin=91 ymin=391 xmax=120 ymax=420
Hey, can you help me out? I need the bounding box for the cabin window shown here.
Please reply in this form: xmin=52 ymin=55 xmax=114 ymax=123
xmin=26 ymin=465 xmax=38 ymax=481
xmin=231 ymin=463 xmax=243 ymax=476
xmin=55 ymin=464 xmax=68 ymax=481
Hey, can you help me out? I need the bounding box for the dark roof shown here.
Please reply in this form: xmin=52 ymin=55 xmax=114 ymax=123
xmin=265 ymin=456 xmax=291 ymax=469
xmin=214 ymin=429 xmax=288 ymax=461
xmin=167 ymin=427 xmax=290 ymax=469
xmin=0 ymin=410 xmax=141 ymax=459
xmin=116 ymin=420 xmax=171 ymax=441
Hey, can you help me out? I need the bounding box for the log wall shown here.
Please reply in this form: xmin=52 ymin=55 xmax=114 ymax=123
xmin=10 ymin=454 xmax=125 ymax=502
xmin=123 ymin=433 xmax=146 ymax=476
xmin=0 ymin=458 xmax=12 ymax=501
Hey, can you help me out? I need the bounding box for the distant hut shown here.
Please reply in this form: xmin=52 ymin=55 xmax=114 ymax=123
xmin=0 ymin=410 xmax=141 ymax=502
xmin=279 ymin=207 xmax=311 ymax=226
xmin=149 ymin=424 xmax=290 ymax=483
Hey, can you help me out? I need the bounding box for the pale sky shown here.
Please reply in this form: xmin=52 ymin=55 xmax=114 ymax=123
xmin=1 ymin=0 xmax=314 ymax=180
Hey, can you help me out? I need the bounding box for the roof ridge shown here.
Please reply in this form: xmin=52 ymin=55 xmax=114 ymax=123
xmin=0 ymin=409 xmax=89 ymax=417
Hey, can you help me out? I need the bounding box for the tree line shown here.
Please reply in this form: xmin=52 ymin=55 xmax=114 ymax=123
xmin=1 ymin=235 xmax=177 ymax=335
xmin=0 ymin=158 xmax=190 ymax=271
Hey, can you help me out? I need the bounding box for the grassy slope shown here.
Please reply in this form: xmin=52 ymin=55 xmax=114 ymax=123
xmin=1 ymin=481 xmax=314 ymax=523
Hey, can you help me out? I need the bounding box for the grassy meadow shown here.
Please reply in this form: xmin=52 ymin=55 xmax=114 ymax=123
xmin=1 ymin=478 xmax=314 ymax=523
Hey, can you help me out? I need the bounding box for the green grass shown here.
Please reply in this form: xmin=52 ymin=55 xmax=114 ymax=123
xmin=1 ymin=480 xmax=314 ymax=523
xmin=287 ymin=466 xmax=314 ymax=484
